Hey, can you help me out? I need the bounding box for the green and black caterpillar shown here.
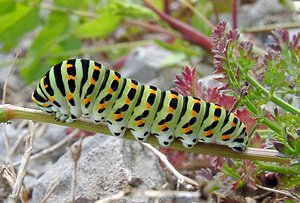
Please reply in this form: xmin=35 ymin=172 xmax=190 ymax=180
xmin=32 ymin=59 xmax=249 ymax=152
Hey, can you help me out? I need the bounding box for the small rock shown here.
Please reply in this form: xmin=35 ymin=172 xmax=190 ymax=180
xmin=31 ymin=135 xmax=167 ymax=203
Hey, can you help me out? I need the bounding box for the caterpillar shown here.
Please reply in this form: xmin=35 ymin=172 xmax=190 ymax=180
xmin=32 ymin=59 xmax=249 ymax=152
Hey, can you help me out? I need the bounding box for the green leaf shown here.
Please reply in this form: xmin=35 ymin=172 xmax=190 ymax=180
xmin=148 ymin=0 xmax=164 ymax=11
xmin=155 ymin=39 xmax=200 ymax=56
xmin=21 ymin=11 xmax=69 ymax=83
xmin=109 ymin=1 xmax=157 ymax=20
xmin=0 ymin=3 xmax=39 ymax=49
xmin=222 ymin=163 xmax=240 ymax=180
xmin=264 ymin=56 xmax=285 ymax=93
xmin=60 ymin=34 xmax=80 ymax=51
xmin=76 ymin=12 xmax=120 ymax=39
xmin=0 ymin=0 xmax=16 ymax=14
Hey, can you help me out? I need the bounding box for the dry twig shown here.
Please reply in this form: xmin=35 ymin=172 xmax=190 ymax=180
xmin=143 ymin=143 xmax=199 ymax=187
xmin=95 ymin=187 xmax=132 ymax=203
xmin=69 ymin=136 xmax=84 ymax=203
xmin=1 ymin=54 xmax=18 ymax=163
xmin=256 ymin=184 xmax=300 ymax=201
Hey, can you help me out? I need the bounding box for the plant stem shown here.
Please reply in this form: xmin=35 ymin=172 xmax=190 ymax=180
xmin=243 ymin=99 xmax=283 ymax=135
xmin=242 ymin=22 xmax=300 ymax=34
xmin=256 ymin=162 xmax=300 ymax=175
xmin=0 ymin=104 xmax=291 ymax=163
xmin=246 ymin=74 xmax=300 ymax=116
xmin=40 ymin=3 xmax=98 ymax=18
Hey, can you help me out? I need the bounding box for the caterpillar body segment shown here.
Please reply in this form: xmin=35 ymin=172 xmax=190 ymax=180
xmin=106 ymin=79 xmax=143 ymax=137
xmin=32 ymin=59 xmax=249 ymax=152
xmin=127 ymin=85 xmax=162 ymax=142
xmin=150 ymin=90 xmax=184 ymax=146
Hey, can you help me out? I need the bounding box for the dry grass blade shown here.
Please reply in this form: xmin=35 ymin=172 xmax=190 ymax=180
xmin=179 ymin=0 xmax=214 ymax=29
xmin=95 ymin=187 xmax=132 ymax=203
xmin=13 ymin=128 xmax=80 ymax=166
xmin=40 ymin=177 xmax=61 ymax=203
xmin=9 ymin=121 xmax=34 ymax=203
xmin=2 ymin=53 xmax=18 ymax=105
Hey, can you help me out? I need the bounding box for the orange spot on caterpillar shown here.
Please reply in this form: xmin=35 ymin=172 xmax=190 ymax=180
xmin=49 ymin=97 xmax=55 ymax=103
xmin=65 ymin=64 xmax=73 ymax=69
xmin=130 ymin=83 xmax=137 ymax=89
xmin=145 ymin=102 xmax=151 ymax=109
xmin=192 ymin=110 xmax=197 ymax=117
xmin=169 ymin=94 xmax=178 ymax=99
xmin=83 ymin=97 xmax=91 ymax=105
xmin=193 ymin=99 xmax=200 ymax=103
xmin=67 ymin=93 xmax=73 ymax=100
xmin=67 ymin=75 xmax=75 ymax=80
xmin=214 ymin=116 xmax=219 ymax=121
xmin=168 ymin=107 xmax=174 ymax=113
xmin=98 ymin=103 xmax=106 ymax=109
xmin=204 ymin=130 xmax=213 ymax=137
xmin=94 ymin=65 xmax=101 ymax=71
xmin=184 ymin=127 xmax=192 ymax=134
xmin=114 ymin=113 xmax=123 ymax=120
xmin=135 ymin=119 xmax=144 ymax=126
xmin=90 ymin=78 xmax=96 ymax=85
xmin=113 ymin=75 xmax=120 ymax=81
xmin=149 ymin=89 xmax=156 ymax=94
xmin=108 ymin=88 xmax=114 ymax=94
xmin=125 ymin=97 xmax=131 ymax=104
xmin=231 ymin=122 xmax=236 ymax=127
xmin=44 ymin=84 xmax=49 ymax=89
xmin=159 ymin=123 xmax=168 ymax=131
xmin=222 ymin=134 xmax=231 ymax=140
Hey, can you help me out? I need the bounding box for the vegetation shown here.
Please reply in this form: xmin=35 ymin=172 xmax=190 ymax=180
xmin=0 ymin=0 xmax=300 ymax=202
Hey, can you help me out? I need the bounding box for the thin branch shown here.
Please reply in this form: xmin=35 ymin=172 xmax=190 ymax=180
xmin=124 ymin=19 xmax=178 ymax=37
xmin=143 ymin=143 xmax=199 ymax=187
xmin=242 ymin=22 xmax=300 ymax=34
xmin=256 ymin=184 xmax=300 ymax=201
xmin=69 ymin=137 xmax=83 ymax=203
xmin=143 ymin=0 xmax=212 ymax=51
xmin=144 ymin=190 xmax=201 ymax=198
xmin=2 ymin=53 xmax=18 ymax=105
xmin=232 ymin=0 xmax=237 ymax=29
xmin=0 ymin=104 xmax=291 ymax=163
xmin=1 ymin=54 xmax=18 ymax=163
